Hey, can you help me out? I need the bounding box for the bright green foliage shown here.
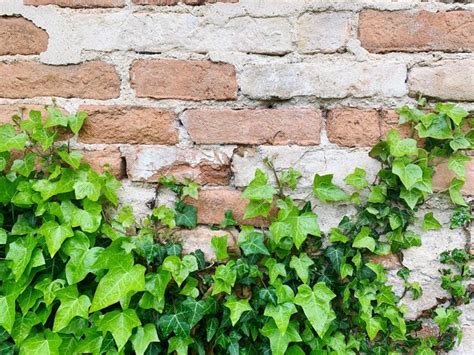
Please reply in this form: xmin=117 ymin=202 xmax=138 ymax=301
xmin=0 ymin=102 xmax=471 ymax=354
xmin=211 ymin=235 xmax=229 ymax=260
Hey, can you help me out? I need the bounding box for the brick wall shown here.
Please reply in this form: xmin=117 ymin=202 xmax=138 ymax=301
xmin=0 ymin=1 xmax=473 ymax=351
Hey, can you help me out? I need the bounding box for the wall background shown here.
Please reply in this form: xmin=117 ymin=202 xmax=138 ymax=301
xmin=0 ymin=0 xmax=473 ymax=352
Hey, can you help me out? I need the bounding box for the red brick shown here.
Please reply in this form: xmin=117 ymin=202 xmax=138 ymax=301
xmin=433 ymin=157 xmax=474 ymax=195
xmin=83 ymin=148 xmax=124 ymax=178
xmin=24 ymin=0 xmax=125 ymax=7
xmin=132 ymin=0 xmax=237 ymax=4
xmin=183 ymin=108 xmax=322 ymax=145
xmin=78 ymin=105 xmax=178 ymax=145
xmin=0 ymin=104 xmax=51 ymax=125
xmin=184 ymin=189 xmax=268 ymax=227
xmin=130 ymin=59 xmax=237 ymax=101
xmin=359 ymin=10 xmax=474 ymax=53
xmin=327 ymin=108 xmax=381 ymax=147
xmin=367 ymin=253 xmax=402 ymax=270
xmin=0 ymin=16 xmax=48 ymax=55
xmin=0 ymin=62 xmax=120 ymax=99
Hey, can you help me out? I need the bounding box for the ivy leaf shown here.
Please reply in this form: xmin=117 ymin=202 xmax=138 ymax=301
xmin=68 ymin=112 xmax=87 ymax=135
xmin=387 ymin=129 xmax=418 ymax=157
xmin=63 ymin=232 xmax=102 ymax=284
xmin=182 ymin=182 xmax=199 ymax=200
xmin=163 ymin=255 xmax=198 ymax=287
xmin=11 ymin=312 xmax=41 ymax=345
xmin=168 ymin=336 xmax=194 ymax=355
xmin=11 ymin=153 xmax=36 ymax=177
xmin=212 ymin=261 xmax=236 ymax=296
xmin=313 ymin=174 xmax=348 ymax=203
xmin=449 ymin=178 xmax=467 ymax=206
xmin=224 ymin=296 xmax=252 ymax=326
xmin=6 ymin=235 xmax=36 ymax=281
xmin=352 ymin=227 xmax=376 ymax=252
xmin=344 ymin=167 xmax=368 ymax=190
xmin=238 ymin=231 xmax=269 ymax=256
xmin=131 ymin=324 xmax=159 ymax=355
xmin=433 ymin=307 xmax=461 ymax=333
xmin=449 ymin=132 xmax=471 ymax=152
xmin=67 ymin=200 xmax=102 ymax=233
xmin=422 ymin=212 xmax=442 ymax=231
xmin=448 ymin=153 xmax=470 ymax=179
xmin=289 ymin=253 xmax=314 ymax=284
xmin=58 ymin=151 xmax=83 ymax=170
xmin=53 ymin=287 xmax=91 ymax=332
xmin=435 ymin=103 xmax=468 ymax=126
xmin=242 ymin=169 xmax=276 ymax=202
xmin=280 ymin=168 xmax=301 ymax=190
xmin=264 ymin=302 xmax=297 ymax=333
xmin=20 ymin=330 xmax=62 ymax=355
xmin=90 ymin=263 xmax=146 ymax=312
xmin=44 ymin=108 xmax=68 ymax=128
xmin=37 ymin=221 xmax=74 ymax=257
xmin=392 ymin=160 xmax=423 ymax=190
xmin=294 ymin=283 xmax=336 ymax=337
xmin=263 ymin=258 xmax=287 ymax=285
xmin=152 ymin=205 xmax=176 ymax=229
xmin=211 ymin=235 xmax=228 ymax=260
xmin=286 ymin=211 xmax=320 ymax=249
xmin=174 ymin=202 xmax=197 ymax=229
xmin=415 ymin=114 xmax=453 ymax=139
xmin=260 ymin=320 xmax=302 ymax=355
xmin=400 ymin=187 xmax=422 ymax=209
xmin=0 ymin=124 xmax=28 ymax=152
xmin=219 ymin=210 xmax=237 ymax=229
xmin=97 ymin=309 xmax=141 ymax=351
xmin=244 ymin=200 xmax=272 ymax=219
xmin=0 ymin=293 xmax=16 ymax=333
xmin=324 ymin=246 xmax=344 ymax=272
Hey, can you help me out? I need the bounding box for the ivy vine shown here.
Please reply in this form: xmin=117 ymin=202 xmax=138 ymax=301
xmin=0 ymin=100 xmax=472 ymax=354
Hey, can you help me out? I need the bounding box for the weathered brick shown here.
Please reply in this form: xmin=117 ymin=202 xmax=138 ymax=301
xmin=133 ymin=0 xmax=237 ymax=4
xmin=241 ymin=60 xmax=407 ymax=99
xmin=408 ymin=60 xmax=474 ymax=101
xmin=121 ymin=146 xmax=234 ymax=185
xmin=432 ymin=157 xmax=474 ymax=195
xmin=327 ymin=109 xmax=381 ymax=147
xmin=78 ymin=106 xmax=178 ymax=145
xmin=297 ymin=12 xmax=351 ymax=53
xmin=130 ymin=60 xmax=237 ymax=101
xmin=359 ymin=10 xmax=474 ymax=53
xmin=179 ymin=226 xmax=236 ymax=260
xmin=24 ymin=0 xmax=125 ymax=7
xmin=0 ymin=16 xmax=48 ymax=55
xmin=184 ymin=189 xmax=267 ymax=227
xmin=0 ymin=62 xmax=120 ymax=99
xmin=82 ymin=148 xmax=124 ymax=178
xmin=182 ymin=108 xmax=322 ymax=145
xmin=367 ymin=253 xmax=402 ymax=270
xmin=0 ymin=104 xmax=50 ymax=124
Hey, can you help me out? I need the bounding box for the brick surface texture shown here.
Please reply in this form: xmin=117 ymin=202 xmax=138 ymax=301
xmin=1 ymin=1 xmax=473 ymax=344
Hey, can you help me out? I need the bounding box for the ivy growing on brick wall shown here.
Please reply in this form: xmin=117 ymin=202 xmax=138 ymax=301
xmin=0 ymin=101 xmax=472 ymax=354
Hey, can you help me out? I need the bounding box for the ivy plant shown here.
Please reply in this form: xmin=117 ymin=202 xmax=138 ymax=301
xmin=0 ymin=101 xmax=472 ymax=354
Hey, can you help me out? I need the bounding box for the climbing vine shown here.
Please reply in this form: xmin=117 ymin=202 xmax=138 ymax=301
xmin=0 ymin=101 xmax=472 ymax=354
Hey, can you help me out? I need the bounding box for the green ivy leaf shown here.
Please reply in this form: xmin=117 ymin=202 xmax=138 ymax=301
xmin=242 ymin=169 xmax=277 ymax=202
xmin=263 ymin=258 xmax=287 ymax=285
xmin=415 ymin=114 xmax=453 ymax=139
xmin=449 ymin=178 xmax=467 ymax=206
xmin=392 ymin=160 xmax=423 ymax=190
xmin=449 ymin=132 xmax=471 ymax=152
xmin=0 ymin=124 xmax=28 ymax=153
xmin=352 ymin=227 xmax=376 ymax=252
xmin=11 ymin=153 xmax=36 ymax=177
xmin=211 ymin=235 xmax=228 ymax=260
xmin=0 ymin=293 xmax=16 ymax=333
xmin=260 ymin=320 xmax=302 ymax=355
xmin=294 ymin=283 xmax=336 ymax=338
xmin=448 ymin=153 xmax=470 ymax=179
xmin=44 ymin=108 xmax=68 ymax=128
xmin=422 ymin=212 xmax=442 ymax=231
xmin=53 ymin=286 xmax=90 ymax=332
xmin=97 ymin=309 xmax=141 ymax=351
xmin=58 ymin=151 xmax=83 ymax=170
xmin=163 ymin=255 xmax=198 ymax=287
xmin=238 ymin=230 xmax=269 ymax=256
xmin=289 ymin=253 xmax=314 ymax=284
xmin=400 ymin=187 xmax=422 ymax=209
xmin=224 ymin=296 xmax=252 ymax=326
xmin=387 ymin=129 xmax=418 ymax=157
xmin=435 ymin=103 xmax=468 ymax=126
xmin=6 ymin=235 xmax=37 ymax=281
xmin=212 ymin=261 xmax=236 ymax=296
xmin=174 ymin=202 xmax=197 ymax=229
xmin=264 ymin=303 xmax=297 ymax=334
xmin=63 ymin=232 xmax=102 ymax=284
xmin=244 ymin=200 xmax=272 ymax=219
xmin=131 ymin=324 xmax=159 ymax=355
xmin=20 ymin=330 xmax=62 ymax=355
xmin=433 ymin=307 xmax=461 ymax=333
xmin=344 ymin=167 xmax=368 ymax=190
xmin=90 ymin=263 xmax=146 ymax=312
xmin=38 ymin=221 xmax=74 ymax=257
xmin=68 ymin=112 xmax=87 ymax=135
xmin=313 ymin=174 xmax=348 ymax=203
xmin=168 ymin=336 xmax=193 ymax=355
xmin=286 ymin=211 xmax=320 ymax=249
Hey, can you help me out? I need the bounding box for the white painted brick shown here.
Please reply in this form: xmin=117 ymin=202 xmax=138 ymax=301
xmin=240 ymin=60 xmax=408 ymax=99
xmin=297 ymin=12 xmax=352 ymax=53
xmin=232 ymin=146 xmax=380 ymax=195
xmin=409 ymin=60 xmax=474 ymax=101
xmin=121 ymin=145 xmax=235 ymax=182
